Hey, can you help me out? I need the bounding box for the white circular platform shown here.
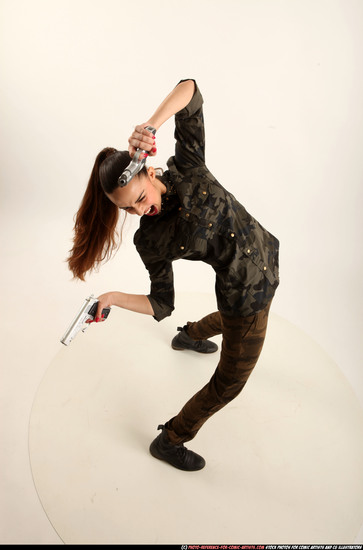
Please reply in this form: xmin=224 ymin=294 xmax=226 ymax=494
xmin=29 ymin=293 xmax=363 ymax=544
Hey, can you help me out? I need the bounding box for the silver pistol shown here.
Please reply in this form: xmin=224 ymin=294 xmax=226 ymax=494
xmin=61 ymin=295 xmax=111 ymax=346
xmin=118 ymin=125 xmax=156 ymax=187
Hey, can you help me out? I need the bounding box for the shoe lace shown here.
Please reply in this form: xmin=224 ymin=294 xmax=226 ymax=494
xmin=175 ymin=443 xmax=188 ymax=461
xmin=193 ymin=340 xmax=206 ymax=350
xmin=178 ymin=327 xmax=205 ymax=348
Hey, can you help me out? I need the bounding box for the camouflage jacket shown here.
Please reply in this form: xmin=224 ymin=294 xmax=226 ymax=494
xmin=134 ymin=80 xmax=279 ymax=321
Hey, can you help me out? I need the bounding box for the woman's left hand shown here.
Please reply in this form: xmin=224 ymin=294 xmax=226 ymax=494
xmin=128 ymin=124 xmax=157 ymax=159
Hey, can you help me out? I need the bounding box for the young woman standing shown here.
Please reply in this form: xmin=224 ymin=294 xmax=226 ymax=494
xmin=68 ymin=79 xmax=280 ymax=471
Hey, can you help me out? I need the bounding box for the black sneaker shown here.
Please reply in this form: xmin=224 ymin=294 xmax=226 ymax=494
xmin=149 ymin=425 xmax=206 ymax=471
xmin=171 ymin=326 xmax=218 ymax=354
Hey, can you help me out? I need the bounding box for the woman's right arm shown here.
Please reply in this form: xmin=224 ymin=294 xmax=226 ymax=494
xmin=92 ymin=291 xmax=154 ymax=323
xmin=93 ymin=252 xmax=175 ymax=323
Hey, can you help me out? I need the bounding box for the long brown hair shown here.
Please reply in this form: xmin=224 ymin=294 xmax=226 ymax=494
xmin=67 ymin=148 xmax=147 ymax=280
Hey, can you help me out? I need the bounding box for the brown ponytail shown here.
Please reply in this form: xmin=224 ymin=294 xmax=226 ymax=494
xmin=67 ymin=148 xmax=140 ymax=281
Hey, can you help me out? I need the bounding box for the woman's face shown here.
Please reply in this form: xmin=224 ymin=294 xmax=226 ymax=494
xmin=106 ymin=167 xmax=166 ymax=217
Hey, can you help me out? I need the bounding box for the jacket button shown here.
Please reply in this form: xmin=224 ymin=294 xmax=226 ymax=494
xmin=180 ymin=246 xmax=185 ymax=250
xmin=208 ymin=223 xmax=212 ymax=227
xmin=186 ymin=213 xmax=190 ymax=217
xmin=230 ymin=233 xmax=235 ymax=237
xmin=263 ymin=266 xmax=267 ymax=271
xmin=178 ymin=207 xmax=182 ymax=211
xmin=202 ymin=191 xmax=207 ymax=195
xmin=247 ymin=249 xmax=251 ymax=253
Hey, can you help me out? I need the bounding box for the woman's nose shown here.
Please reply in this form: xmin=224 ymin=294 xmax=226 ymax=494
xmin=134 ymin=204 xmax=143 ymax=216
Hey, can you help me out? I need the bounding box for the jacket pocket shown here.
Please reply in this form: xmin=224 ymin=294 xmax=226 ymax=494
xmin=242 ymin=245 xmax=278 ymax=286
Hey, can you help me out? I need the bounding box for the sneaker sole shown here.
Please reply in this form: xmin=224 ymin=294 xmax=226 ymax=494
xmin=171 ymin=344 xmax=218 ymax=353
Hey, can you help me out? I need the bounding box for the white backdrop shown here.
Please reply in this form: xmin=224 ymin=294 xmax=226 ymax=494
xmin=1 ymin=0 xmax=363 ymax=543
xmin=1 ymin=1 xmax=363 ymax=400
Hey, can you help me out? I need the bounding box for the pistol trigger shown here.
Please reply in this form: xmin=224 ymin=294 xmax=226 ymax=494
xmin=82 ymin=318 xmax=91 ymax=333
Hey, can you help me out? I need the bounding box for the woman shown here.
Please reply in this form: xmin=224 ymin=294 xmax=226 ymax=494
xmin=68 ymin=79 xmax=280 ymax=472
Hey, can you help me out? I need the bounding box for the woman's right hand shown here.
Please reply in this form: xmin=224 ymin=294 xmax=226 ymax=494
xmin=86 ymin=292 xmax=115 ymax=324
xmin=128 ymin=124 xmax=157 ymax=159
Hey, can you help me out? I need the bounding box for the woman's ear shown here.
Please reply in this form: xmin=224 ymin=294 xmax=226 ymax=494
xmin=147 ymin=166 xmax=156 ymax=181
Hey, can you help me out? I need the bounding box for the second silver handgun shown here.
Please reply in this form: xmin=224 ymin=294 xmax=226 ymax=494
xmin=118 ymin=125 xmax=156 ymax=187
xmin=60 ymin=295 xmax=111 ymax=346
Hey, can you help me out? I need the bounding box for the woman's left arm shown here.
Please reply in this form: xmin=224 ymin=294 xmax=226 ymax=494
xmin=128 ymin=80 xmax=195 ymax=158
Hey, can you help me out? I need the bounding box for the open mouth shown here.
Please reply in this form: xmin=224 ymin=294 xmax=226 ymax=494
xmin=145 ymin=205 xmax=159 ymax=216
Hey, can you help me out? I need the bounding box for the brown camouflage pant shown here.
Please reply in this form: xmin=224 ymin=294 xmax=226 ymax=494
xmin=165 ymin=301 xmax=272 ymax=444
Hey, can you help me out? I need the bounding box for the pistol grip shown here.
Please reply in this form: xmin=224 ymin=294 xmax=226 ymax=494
xmin=88 ymin=302 xmax=111 ymax=320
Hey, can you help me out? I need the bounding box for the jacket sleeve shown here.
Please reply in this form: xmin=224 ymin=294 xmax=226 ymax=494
xmin=139 ymin=254 xmax=175 ymax=322
xmin=134 ymin=222 xmax=175 ymax=322
xmin=173 ymin=79 xmax=205 ymax=171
